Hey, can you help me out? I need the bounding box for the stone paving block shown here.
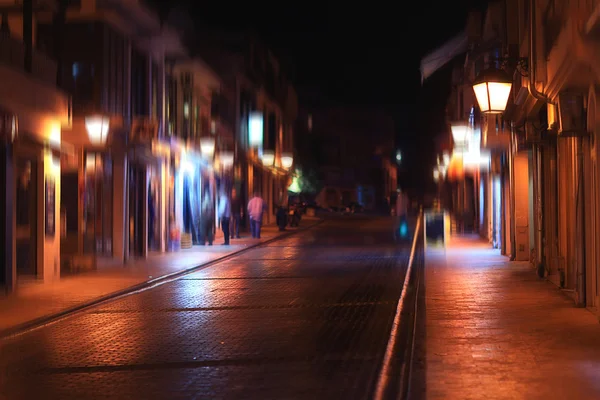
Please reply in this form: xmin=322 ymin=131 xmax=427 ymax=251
xmin=412 ymin=236 xmax=600 ymax=400
xmin=0 ymin=217 xmax=414 ymax=399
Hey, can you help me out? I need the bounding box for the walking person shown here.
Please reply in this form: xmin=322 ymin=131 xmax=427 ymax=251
xmin=200 ymin=188 xmax=215 ymax=246
xmin=230 ymin=188 xmax=243 ymax=239
xmin=395 ymin=189 xmax=409 ymax=241
xmin=276 ymin=203 xmax=288 ymax=231
xmin=218 ymin=189 xmax=231 ymax=245
xmin=247 ymin=191 xmax=266 ymax=239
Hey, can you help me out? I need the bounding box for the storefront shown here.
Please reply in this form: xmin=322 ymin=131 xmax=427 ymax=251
xmin=127 ymin=119 xmax=165 ymax=258
xmin=59 ymin=117 xmax=124 ymax=272
xmin=1 ymin=117 xmax=64 ymax=290
xmin=0 ymin=111 xmax=68 ymax=293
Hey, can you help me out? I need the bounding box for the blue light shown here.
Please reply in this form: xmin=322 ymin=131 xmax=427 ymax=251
xmin=399 ymin=221 xmax=408 ymax=238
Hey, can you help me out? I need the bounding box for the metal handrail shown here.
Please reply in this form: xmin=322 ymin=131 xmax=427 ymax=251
xmin=374 ymin=207 xmax=424 ymax=400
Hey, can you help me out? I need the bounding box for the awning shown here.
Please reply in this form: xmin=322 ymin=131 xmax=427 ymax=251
xmin=420 ymin=31 xmax=469 ymax=83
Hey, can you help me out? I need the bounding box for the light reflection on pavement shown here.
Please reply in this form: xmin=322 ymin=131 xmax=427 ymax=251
xmin=0 ymin=217 xmax=413 ymax=400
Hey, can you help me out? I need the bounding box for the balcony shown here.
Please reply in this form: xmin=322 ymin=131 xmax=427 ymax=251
xmin=0 ymin=35 xmax=57 ymax=85
xmin=0 ymin=36 xmax=70 ymax=142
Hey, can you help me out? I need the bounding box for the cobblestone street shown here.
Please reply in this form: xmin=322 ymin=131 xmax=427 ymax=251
xmin=0 ymin=217 xmax=413 ymax=400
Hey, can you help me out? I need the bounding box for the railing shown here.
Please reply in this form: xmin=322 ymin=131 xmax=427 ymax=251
xmin=0 ymin=35 xmax=57 ymax=85
xmin=373 ymin=208 xmax=424 ymax=400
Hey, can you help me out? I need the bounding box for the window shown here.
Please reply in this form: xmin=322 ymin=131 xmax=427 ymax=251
xmin=151 ymin=63 xmax=159 ymax=119
xmin=68 ymin=61 xmax=95 ymax=111
xmin=131 ymin=48 xmax=149 ymax=117
xmin=166 ymin=74 xmax=177 ymax=136
xmin=181 ymin=74 xmax=192 ymax=140
xmin=106 ymin=26 xmax=126 ymax=115
xmin=72 ymin=63 xmax=80 ymax=78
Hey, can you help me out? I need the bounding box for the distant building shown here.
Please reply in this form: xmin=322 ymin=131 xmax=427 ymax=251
xmin=295 ymin=98 xmax=397 ymax=212
xmin=186 ymin=26 xmax=298 ymax=226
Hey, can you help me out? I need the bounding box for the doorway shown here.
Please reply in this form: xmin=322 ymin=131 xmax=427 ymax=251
xmin=15 ymin=157 xmax=37 ymax=278
xmin=83 ymin=152 xmax=113 ymax=257
xmin=148 ymin=168 xmax=160 ymax=252
xmin=129 ymin=164 xmax=146 ymax=257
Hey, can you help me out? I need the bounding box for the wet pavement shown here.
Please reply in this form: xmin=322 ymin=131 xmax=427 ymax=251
xmin=0 ymin=216 xmax=413 ymax=400
xmin=0 ymin=223 xmax=301 ymax=334
xmin=411 ymin=235 xmax=600 ymax=400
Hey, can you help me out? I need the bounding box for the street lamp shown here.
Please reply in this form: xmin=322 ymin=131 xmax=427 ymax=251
xmin=450 ymin=121 xmax=469 ymax=144
xmin=85 ymin=115 xmax=110 ymax=145
xmin=262 ymin=149 xmax=275 ymax=166
xmin=220 ymin=151 xmax=234 ymax=168
xmin=472 ymin=68 xmax=513 ymax=114
xmin=281 ymin=153 xmax=293 ymax=169
xmin=442 ymin=151 xmax=450 ymax=166
xmin=396 ymin=150 xmax=402 ymax=162
xmin=200 ymin=136 xmax=215 ymax=159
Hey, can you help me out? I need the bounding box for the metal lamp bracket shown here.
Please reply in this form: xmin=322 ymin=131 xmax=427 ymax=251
xmin=494 ymin=56 xmax=529 ymax=77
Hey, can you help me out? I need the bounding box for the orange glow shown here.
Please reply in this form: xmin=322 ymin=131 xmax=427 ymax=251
xmin=447 ymin=154 xmax=464 ymax=181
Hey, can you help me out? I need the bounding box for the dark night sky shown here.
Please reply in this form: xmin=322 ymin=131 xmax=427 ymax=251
xmin=164 ymin=0 xmax=489 ymax=193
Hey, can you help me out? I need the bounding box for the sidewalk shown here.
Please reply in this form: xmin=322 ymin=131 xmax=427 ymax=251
xmin=413 ymin=234 xmax=600 ymax=400
xmin=0 ymin=218 xmax=320 ymax=336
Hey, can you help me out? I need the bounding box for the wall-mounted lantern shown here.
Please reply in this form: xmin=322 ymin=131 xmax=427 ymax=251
xmin=85 ymin=115 xmax=110 ymax=146
xmin=200 ymin=136 xmax=215 ymax=159
xmin=472 ymin=68 xmax=513 ymax=114
xmin=262 ymin=149 xmax=274 ymax=166
xmin=281 ymin=153 xmax=293 ymax=169
xmin=248 ymin=112 xmax=263 ymax=147
xmin=220 ymin=151 xmax=234 ymax=168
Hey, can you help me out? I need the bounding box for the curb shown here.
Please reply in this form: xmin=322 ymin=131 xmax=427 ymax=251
xmin=0 ymin=219 xmax=324 ymax=339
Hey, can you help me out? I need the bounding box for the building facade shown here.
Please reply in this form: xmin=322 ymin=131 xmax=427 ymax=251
xmin=295 ymin=104 xmax=398 ymax=211
xmin=0 ymin=7 xmax=70 ymax=291
xmin=191 ymin=29 xmax=297 ymax=227
xmin=426 ymin=0 xmax=600 ymax=309
xmin=0 ymin=0 xmax=247 ymax=291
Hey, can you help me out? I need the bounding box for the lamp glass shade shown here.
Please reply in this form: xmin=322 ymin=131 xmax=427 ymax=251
xmin=281 ymin=153 xmax=293 ymax=169
xmin=85 ymin=115 xmax=110 ymax=145
xmin=450 ymin=122 xmax=469 ymax=144
xmin=200 ymin=137 xmax=215 ymax=158
xmin=262 ymin=150 xmax=275 ymax=166
xmin=472 ymin=68 xmax=513 ymax=114
xmin=220 ymin=151 xmax=234 ymax=167
xmin=442 ymin=152 xmax=450 ymax=166
xmin=248 ymin=112 xmax=264 ymax=147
